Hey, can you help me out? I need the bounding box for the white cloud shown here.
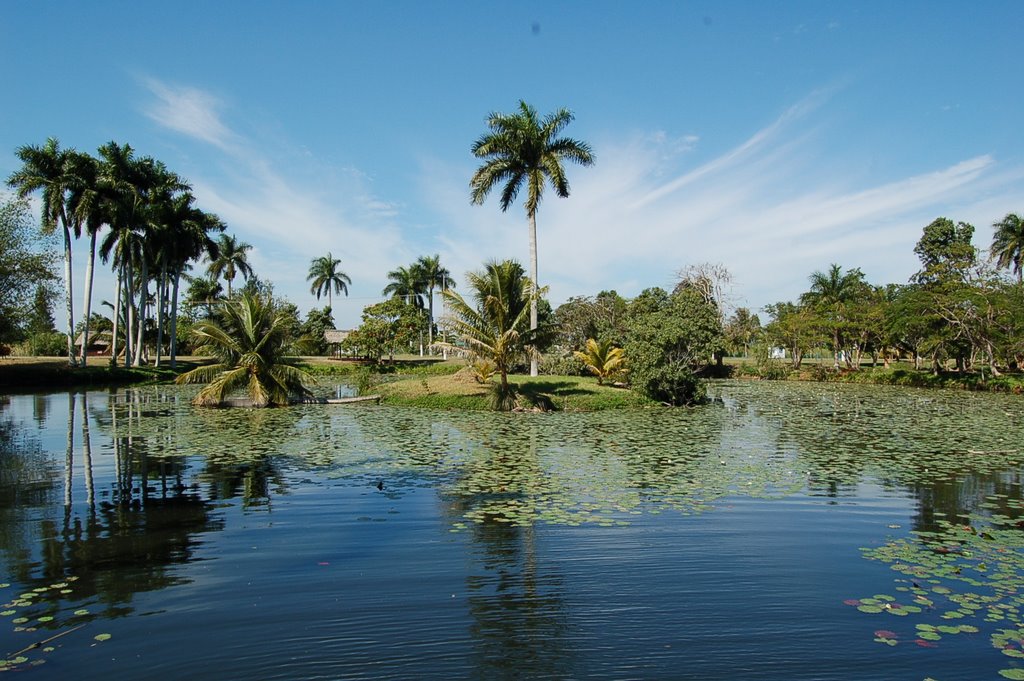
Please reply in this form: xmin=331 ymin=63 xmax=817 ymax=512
xmin=421 ymin=91 xmax=1024 ymax=316
xmin=141 ymin=79 xmax=237 ymax=150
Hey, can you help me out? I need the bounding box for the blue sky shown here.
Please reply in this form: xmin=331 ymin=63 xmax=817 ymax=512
xmin=3 ymin=1 xmax=1023 ymax=330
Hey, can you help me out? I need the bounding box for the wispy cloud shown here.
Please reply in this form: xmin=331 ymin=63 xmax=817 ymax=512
xmin=141 ymin=79 xmax=237 ymax=150
xmin=140 ymin=77 xmax=413 ymax=327
xmin=422 ymin=90 xmax=1024 ymax=314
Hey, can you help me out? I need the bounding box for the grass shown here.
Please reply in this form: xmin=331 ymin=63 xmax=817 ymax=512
xmin=378 ymin=369 xmax=656 ymax=411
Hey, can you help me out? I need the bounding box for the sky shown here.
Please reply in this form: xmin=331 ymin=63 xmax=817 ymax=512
xmin=2 ymin=1 xmax=1023 ymax=331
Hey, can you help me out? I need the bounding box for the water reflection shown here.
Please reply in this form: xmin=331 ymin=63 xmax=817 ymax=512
xmin=442 ymin=418 xmax=575 ymax=679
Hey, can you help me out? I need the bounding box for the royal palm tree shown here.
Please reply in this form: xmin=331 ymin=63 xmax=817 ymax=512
xmin=441 ymin=260 xmax=534 ymax=410
xmin=801 ymin=264 xmax=867 ymax=368
xmin=382 ymin=264 xmax=426 ymax=309
xmin=992 ymin=213 xmax=1024 ymax=284
xmin=307 ymin=252 xmax=352 ymax=310
xmin=415 ymin=254 xmax=453 ymax=352
xmin=470 ymin=101 xmax=594 ymax=376
xmin=208 ymin=233 xmax=253 ymax=297
xmin=66 ymin=150 xmax=107 ymax=367
xmin=7 ymin=138 xmax=83 ymax=365
xmin=176 ymin=292 xmax=315 ymax=407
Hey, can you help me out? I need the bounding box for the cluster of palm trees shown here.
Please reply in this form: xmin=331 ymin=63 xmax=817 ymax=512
xmin=381 ymin=254 xmax=454 ymax=351
xmin=6 ymin=138 xmax=228 ymax=368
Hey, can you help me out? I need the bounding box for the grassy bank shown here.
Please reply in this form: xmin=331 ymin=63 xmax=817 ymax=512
xmin=0 ymin=357 xmax=186 ymax=391
xmin=378 ymin=370 xmax=655 ymax=411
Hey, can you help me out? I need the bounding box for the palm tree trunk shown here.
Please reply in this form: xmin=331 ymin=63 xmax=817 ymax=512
xmin=155 ymin=265 xmax=167 ymax=368
xmin=134 ymin=259 xmax=148 ymax=366
xmin=170 ymin=271 xmax=181 ymax=368
xmin=60 ymin=220 xmax=76 ymax=366
xmin=124 ymin=264 xmax=135 ymax=368
xmin=110 ymin=264 xmax=122 ymax=365
xmin=528 ymin=210 xmax=539 ymax=377
xmin=80 ymin=231 xmax=97 ymax=367
xmin=427 ymin=283 xmax=434 ymax=354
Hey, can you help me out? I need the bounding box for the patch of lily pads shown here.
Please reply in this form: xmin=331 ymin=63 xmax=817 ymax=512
xmin=848 ymin=495 xmax=1024 ymax=679
xmin=0 ymin=577 xmax=110 ymax=672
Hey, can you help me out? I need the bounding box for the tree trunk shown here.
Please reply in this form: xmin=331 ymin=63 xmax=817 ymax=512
xmin=110 ymin=264 xmax=122 ymax=366
xmin=155 ymin=264 xmax=167 ymax=368
xmin=427 ymin=284 xmax=434 ymax=354
xmin=170 ymin=271 xmax=181 ymax=368
xmin=528 ymin=210 xmax=539 ymax=377
xmin=124 ymin=262 xmax=135 ymax=368
xmin=60 ymin=220 xmax=75 ymax=366
xmin=134 ymin=258 xmax=148 ymax=366
xmin=80 ymin=230 xmax=97 ymax=367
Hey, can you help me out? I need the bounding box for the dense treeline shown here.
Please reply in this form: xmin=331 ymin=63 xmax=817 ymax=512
xmin=731 ymin=216 xmax=1024 ymax=376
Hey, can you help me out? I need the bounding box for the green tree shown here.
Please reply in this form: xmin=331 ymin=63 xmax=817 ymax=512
xmin=208 ymin=233 xmax=253 ymax=297
xmin=0 ymin=197 xmax=58 ymax=343
xmin=914 ymin=217 xmax=976 ymax=285
xmin=991 ymin=212 xmax=1024 ymax=284
xmin=344 ymin=297 xmax=423 ymax=364
xmin=800 ymin=264 xmax=869 ymax=368
xmin=763 ymin=301 xmax=822 ymax=369
xmin=442 ymin=260 xmax=535 ymax=410
xmin=300 ymin=306 xmax=335 ymax=356
xmin=470 ymin=100 xmax=595 ymax=377
xmin=724 ymin=307 xmax=761 ymax=358
xmin=624 ymin=287 xmax=722 ymax=406
xmin=307 ymin=252 xmax=351 ymax=309
xmin=7 ymin=138 xmax=82 ymax=364
xmin=175 ymin=292 xmax=315 ymax=407
xmin=184 ymin=275 xmax=224 ymax=320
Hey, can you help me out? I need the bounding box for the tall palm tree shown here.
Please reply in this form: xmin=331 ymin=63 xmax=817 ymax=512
xmin=470 ymin=100 xmax=594 ymax=376
xmin=441 ymin=260 xmax=534 ymax=410
xmin=167 ymin=209 xmax=223 ymax=367
xmin=185 ymin=275 xmax=225 ymax=320
xmin=208 ymin=233 xmax=253 ymax=297
xmin=992 ymin=213 xmax=1024 ymax=284
xmin=415 ymin=254 xmax=453 ymax=352
xmin=801 ymin=264 xmax=867 ymax=368
xmin=307 ymin=252 xmax=352 ymax=310
xmin=382 ymin=264 xmax=426 ymax=309
xmin=176 ymin=292 xmax=315 ymax=407
xmin=7 ymin=138 xmax=83 ymax=365
xmin=66 ymin=150 xmax=107 ymax=367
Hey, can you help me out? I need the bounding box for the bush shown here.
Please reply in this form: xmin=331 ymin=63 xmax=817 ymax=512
xmin=539 ymin=351 xmax=588 ymax=376
xmin=20 ymin=331 xmax=68 ymax=357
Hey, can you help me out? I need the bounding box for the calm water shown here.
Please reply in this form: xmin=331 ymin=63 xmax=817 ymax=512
xmin=1 ymin=380 xmax=1023 ymax=679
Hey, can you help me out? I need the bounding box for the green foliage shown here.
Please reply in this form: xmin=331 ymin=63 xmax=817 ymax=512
xmin=307 ymin=253 xmax=351 ymax=308
xmin=539 ymin=351 xmax=589 ymax=376
xmin=0 ymin=196 xmax=58 ymax=343
xmin=913 ymin=217 xmax=976 ymax=285
xmin=207 ymin=233 xmax=253 ymax=297
xmin=343 ymin=297 xmax=424 ymax=363
xmin=623 ymin=286 xmax=722 ymax=405
xmin=573 ymin=338 xmax=625 ymax=385
xmin=20 ymin=331 xmax=68 ymax=356
xmin=991 ymin=212 xmax=1024 ymax=283
xmin=552 ymin=290 xmax=628 ymax=351
xmin=175 ymin=292 xmax=315 ymax=407
xmin=441 ymin=259 xmax=535 ymax=409
xmin=300 ymin=306 xmax=335 ymax=356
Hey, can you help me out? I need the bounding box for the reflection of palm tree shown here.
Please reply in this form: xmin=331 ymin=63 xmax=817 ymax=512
xmin=438 ymin=418 xmax=573 ymax=678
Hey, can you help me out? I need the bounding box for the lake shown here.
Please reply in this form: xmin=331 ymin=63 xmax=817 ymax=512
xmin=1 ymin=380 xmax=1022 ymax=679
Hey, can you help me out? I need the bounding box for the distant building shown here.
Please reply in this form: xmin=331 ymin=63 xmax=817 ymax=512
xmin=74 ymin=331 xmax=113 ymax=356
xmin=769 ymin=347 xmax=786 ymax=359
xmin=324 ymin=329 xmax=352 ymax=357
